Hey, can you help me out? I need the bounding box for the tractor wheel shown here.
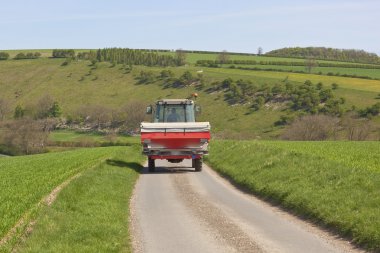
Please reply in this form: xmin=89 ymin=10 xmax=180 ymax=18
xmin=148 ymin=158 xmax=155 ymax=172
xmin=194 ymin=158 xmax=202 ymax=172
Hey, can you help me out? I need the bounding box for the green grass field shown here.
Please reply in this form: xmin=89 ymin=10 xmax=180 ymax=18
xmin=222 ymin=64 xmax=380 ymax=79
xmin=206 ymin=140 xmax=380 ymax=251
xmin=0 ymin=146 xmax=143 ymax=252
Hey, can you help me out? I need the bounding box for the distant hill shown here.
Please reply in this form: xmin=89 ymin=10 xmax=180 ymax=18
xmin=0 ymin=52 xmax=379 ymax=139
xmin=266 ymin=47 xmax=380 ymax=64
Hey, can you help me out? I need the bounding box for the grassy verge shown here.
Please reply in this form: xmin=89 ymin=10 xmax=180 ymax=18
xmin=47 ymin=130 xmax=140 ymax=149
xmin=0 ymin=146 xmax=142 ymax=252
xmin=206 ymin=140 xmax=380 ymax=251
xmin=15 ymin=146 xmax=143 ymax=252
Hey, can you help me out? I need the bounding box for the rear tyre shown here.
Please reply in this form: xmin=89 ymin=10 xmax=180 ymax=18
xmin=194 ymin=158 xmax=202 ymax=172
xmin=148 ymin=158 xmax=155 ymax=172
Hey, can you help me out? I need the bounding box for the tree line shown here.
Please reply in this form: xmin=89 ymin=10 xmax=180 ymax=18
xmin=0 ymin=52 xmax=41 ymax=60
xmin=75 ymin=48 xmax=186 ymax=67
xmin=266 ymin=47 xmax=380 ymax=64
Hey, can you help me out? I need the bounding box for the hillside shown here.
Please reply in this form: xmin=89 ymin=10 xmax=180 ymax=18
xmin=0 ymin=50 xmax=380 ymax=139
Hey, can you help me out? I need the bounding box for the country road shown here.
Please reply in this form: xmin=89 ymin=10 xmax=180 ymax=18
xmin=131 ymin=159 xmax=364 ymax=253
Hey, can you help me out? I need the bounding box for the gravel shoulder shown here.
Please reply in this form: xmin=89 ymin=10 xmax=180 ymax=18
xmin=131 ymin=159 xmax=365 ymax=253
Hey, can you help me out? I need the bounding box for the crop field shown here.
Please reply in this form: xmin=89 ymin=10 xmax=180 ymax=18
xmin=206 ymin=140 xmax=380 ymax=250
xmin=0 ymin=146 xmax=143 ymax=252
xmin=221 ymin=64 xmax=380 ymax=79
xmin=206 ymin=67 xmax=380 ymax=93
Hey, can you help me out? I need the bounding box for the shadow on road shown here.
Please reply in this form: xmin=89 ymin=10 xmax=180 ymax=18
xmin=106 ymin=159 xmax=143 ymax=173
xmin=143 ymin=166 xmax=196 ymax=174
xmin=105 ymin=159 xmax=196 ymax=174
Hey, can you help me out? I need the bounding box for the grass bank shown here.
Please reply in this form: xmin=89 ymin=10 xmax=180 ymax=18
xmin=206 ymin=140 xmax=380 ymax=251
xmin=0 ymin=146 xmax=143 ymax=252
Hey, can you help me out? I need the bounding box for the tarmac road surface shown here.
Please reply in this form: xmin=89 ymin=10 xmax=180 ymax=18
xmin=131 ymin=159 xmax=364 ymax=253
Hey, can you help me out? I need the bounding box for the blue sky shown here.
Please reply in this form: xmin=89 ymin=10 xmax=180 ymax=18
xmin=1 ymin=0 xmax=379 ymax=54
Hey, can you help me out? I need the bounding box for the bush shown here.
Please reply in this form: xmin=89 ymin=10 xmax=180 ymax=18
xmin=13 ymin=52 xmax=41 ymax=60
xmin=52 ymin=49 xmax=75 ymax=58
xmin=282 ymin=114 xmax=339 ymax=140
xmin=160 ymin=69 xmax=174 ymax=79
xmin=0 ymin=52 xmax=9 ymax=60
xmin=0 ymin=119 xmax=54 ymax=154
xmin=331 ymin=83 xmax=339 ymax=90
xmin=137 ymin=70 xmax=155 ymax=84
xmin=341 ymin=113 xmax=372 ymax=140
xmin=359 ymin=102 xmax=380 ymax=118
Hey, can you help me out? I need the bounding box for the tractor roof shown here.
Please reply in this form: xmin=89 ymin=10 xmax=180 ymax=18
xmin=156 ymin=99 xmax=194 ymax=105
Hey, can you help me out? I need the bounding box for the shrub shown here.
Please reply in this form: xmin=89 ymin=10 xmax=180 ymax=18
xmin=0 ymin=119 xmax=54 ymax=154
xmin=282 ymin=114 xmax=339 ymax=140
xmin=52 ymin=49 xmax=75 ymax=58
xmin=0 ymin=52 xmax=9 ymax=60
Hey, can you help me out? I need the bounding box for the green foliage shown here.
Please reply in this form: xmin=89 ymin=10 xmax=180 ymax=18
xmin=14 ymin=52 xmax=41 ymax=60
xmin=52 ymin=49 xmax=75 ymax=58
xmin=14 ymin=105 xmax=25 ymax=119
xmin=359 ymin=102 xmax=380 ymax=118
xmin=274 ymin=115 xmax=294 ymax=126
xmin=137 ymin=70 xmax=156 ymax=84
xmin=48 ymin=101 xmax=62 ymax=118
xmin=331 ymin=83 xmax=339 ymax=89
xmin=94 ymin=48 xmax=179 ymax=67
xmin=160 ymin=69 xmax=174 ymax=79
xmin=207 ymin=140 xmax=380 ymax=251
xmin=0 ymin=52 xmax=10 ymax=60
xmin=180 ymin=70 xmax=193 ymax=82
xmin=215 ymin=77 xmax=345 ymax=115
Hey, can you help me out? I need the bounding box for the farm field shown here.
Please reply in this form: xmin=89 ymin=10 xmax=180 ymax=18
xmin=0 ymin=146 xmax=143 ymax=252
xmin=206 ymin=140 xmax=380 ymax=251
xmin=206 ymin=67 xmax=380 ymax=93
xmin=221 ymin=64 xmax=380 ymax=79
